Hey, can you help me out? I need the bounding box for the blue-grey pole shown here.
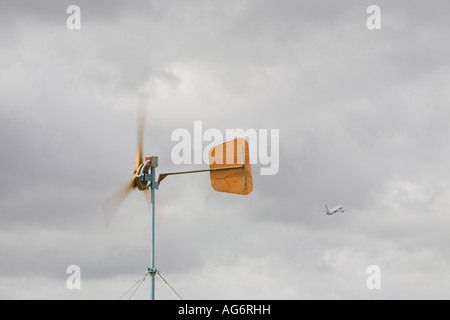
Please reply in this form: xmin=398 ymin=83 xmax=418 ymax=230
xmin=150 ymin=166 xmax=156 ymax=300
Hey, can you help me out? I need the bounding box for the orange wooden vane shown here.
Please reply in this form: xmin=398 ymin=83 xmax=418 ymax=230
xmin=208 ymin=138 xmax=253 ymax=195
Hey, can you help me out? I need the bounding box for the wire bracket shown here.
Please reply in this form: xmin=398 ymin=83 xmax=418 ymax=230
xmin=147 ymin=267 xmax=158 ymax=276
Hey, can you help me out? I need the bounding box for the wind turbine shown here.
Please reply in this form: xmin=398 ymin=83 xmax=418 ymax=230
xmin=103 ymin=92 xmax=253 ymax=300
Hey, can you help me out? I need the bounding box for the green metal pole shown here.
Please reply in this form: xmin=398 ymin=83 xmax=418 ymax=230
xmin=149 ymin=166 xmax=156 ymax=300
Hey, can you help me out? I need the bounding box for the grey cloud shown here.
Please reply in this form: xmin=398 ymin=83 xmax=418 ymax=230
xmin=2 ymin=0 xmax=450 ymax=299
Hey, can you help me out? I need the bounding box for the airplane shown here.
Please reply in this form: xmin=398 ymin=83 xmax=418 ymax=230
xmin=325 ymin=204 xmax=344 ymax=215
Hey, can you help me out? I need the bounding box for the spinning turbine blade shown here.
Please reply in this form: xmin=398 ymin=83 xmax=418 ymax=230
xmin=103 ymin=177 xmax=136 ymax=226
xmin=135 ymin=92 xmax=149 ymax=169
xmin=103 ymin=91 xmax=153 ymax=226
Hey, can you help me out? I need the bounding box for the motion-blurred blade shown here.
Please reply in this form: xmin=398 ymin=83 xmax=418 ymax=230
xmin=134 ymin=92 xmax=149 ymax=169
xmin=103 ymin=177 xmax=136 ymax=226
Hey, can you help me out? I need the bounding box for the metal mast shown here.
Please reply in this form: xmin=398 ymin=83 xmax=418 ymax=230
xmin=137 ymin=156 xmax=159 ymax=300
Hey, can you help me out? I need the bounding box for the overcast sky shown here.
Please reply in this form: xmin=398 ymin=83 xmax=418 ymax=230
xmin=1 ymin=0 xmax=450 ymax=300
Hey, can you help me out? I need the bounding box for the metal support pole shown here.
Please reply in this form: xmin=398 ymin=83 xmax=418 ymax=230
xmin=149 ymin=165 xmax=156 ymax=300
xmin=138 ymin=157 xmax=159 ymax=300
